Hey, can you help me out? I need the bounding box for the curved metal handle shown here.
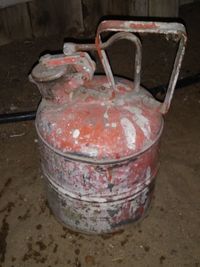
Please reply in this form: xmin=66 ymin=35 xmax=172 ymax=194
xmin=95 ymin=31 xmax=142 ymax=92
xmin=95 ymin=20 xmax=187 ymax=114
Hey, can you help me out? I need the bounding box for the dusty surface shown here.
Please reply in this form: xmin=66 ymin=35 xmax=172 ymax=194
xmin=0 ymin=3 xmax=200 ymax=267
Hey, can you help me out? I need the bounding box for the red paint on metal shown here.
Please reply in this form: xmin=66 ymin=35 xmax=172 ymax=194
xmin=129 ymin=22 xmax=158 ymax=30
xmin=30 ymin=19 xmax=186 ymax=234
xmin=34 ymin=74 xmax=162 ymax=233
xmin=36 ymin=76 xmax=162 ymax=161
xmin=97 ymin=21 xmax=158 ymax=34
xmin=43 ymin=56 xmax=78 ymax=66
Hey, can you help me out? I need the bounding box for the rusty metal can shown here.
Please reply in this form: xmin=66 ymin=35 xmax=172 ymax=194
xmin=30 ymin=20 xmax=186 ymax=234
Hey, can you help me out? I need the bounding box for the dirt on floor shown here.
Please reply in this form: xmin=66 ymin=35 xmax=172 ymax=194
xmin=0 ymin=3 xmax=200 ymax=267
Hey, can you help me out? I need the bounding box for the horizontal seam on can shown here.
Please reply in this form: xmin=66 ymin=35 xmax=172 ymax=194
xmin=35 ymin=116 xmax=164 ymax=165
xmin=43 ymin=167 xmax=158 ymax=203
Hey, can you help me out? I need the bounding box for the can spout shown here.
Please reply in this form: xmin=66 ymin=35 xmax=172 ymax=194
xmin=29 ymin=72 xmax=62 ymax=100
xmin=30 ymin=52 xmax=96 ymax=101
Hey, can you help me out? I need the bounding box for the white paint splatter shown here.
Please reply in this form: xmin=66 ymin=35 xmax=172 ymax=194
xmin=69 ymin=92 xmax=73 ymax=101
xmin=104 ymin=110 xmax=109 ymax=119
xmin=81 ymin=146 xmax=99 ymax=157
xmin=146 ymin=166 xmax=151 ymax=178
xmin=120 ymin=117 xmax=136 ymax=150
xmin=102 ymin=83 xmax=111 ymax=89
xmin=115 ymin=99 xmax=124 ymax=106
xmin=72 ymin=129 xmax=80 ymax=139
xmin=111 ymin=122 xmax=117 ymax=128
xmin=124 ymin=106 xmax=151 ymax=139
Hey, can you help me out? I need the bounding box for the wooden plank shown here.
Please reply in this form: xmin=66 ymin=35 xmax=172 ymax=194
xmin=0 ymin=3 xmax=32 ymax=44
xmin=82 ymin=0 xmax=148 ymax=37
xmin=179 ymin=0 xmax=194 ymax=5
xmin=131 ymin=0 xmax=148 ymax=16
xmin=105 ymin=0 xmax=148 ymax=16
xmin=28 ymin=0 xmax=84 ymax=38
xmin=0 ymin=10 xmax=11 ymax=45
xmin=83 ymin=0 xmax=129 ymax=36
xmin=149 ymin=0 xmax=179 ymax=17
xmin=82 ymin=0 xmax=106 ymax=36
xmin=107 ymin=0 xmax=130 ymax=15
xmin=0 ymin=0 xmax=31 ymax=9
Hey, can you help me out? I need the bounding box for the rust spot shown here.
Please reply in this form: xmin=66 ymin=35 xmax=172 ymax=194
xmin=107 ymin=169 xmax=112 ymax=183
xmin=95 ymin=36 xmax=103 ymax=61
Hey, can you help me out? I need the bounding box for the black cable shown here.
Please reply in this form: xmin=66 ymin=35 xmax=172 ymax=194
xmin=149 ymin=73 xmax=200 ymax=96
xmin=0 ymin=111 xmax=36 ymax=124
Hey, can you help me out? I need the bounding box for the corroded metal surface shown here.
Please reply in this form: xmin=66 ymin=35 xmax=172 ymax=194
xmin=41 ymin=140 xmax=159 ymax=234
xmin=30 ymin=20 xmax=186 ymax=234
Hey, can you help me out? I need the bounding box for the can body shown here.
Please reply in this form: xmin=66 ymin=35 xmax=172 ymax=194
xmin=30 ymin=19 xmax=187 ymax=234
xmin=39 ymin=138 xmax=160 ymax=234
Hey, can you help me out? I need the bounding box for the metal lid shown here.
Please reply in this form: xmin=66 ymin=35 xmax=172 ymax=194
xmin=36 ymin=76 xmax=163 ymax=164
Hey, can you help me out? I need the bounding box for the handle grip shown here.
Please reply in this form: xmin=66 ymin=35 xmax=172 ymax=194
xmin=95 ymin=20 xmax=187 ymax=114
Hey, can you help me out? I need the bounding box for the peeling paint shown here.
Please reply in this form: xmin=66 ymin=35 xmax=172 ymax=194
xmin=103 ymin=110 xmax=109 ymax=119
xmin=125 ymin=106 xmax=151 ymax=139
xmin=111 ymin=122 xmax=117 ymax=128
xmin=80 ymin=146 xmax=99 ymax=158
xmin=72 ymin=129 xmax=80 ymax=139
xmin=120 ymin=118 xmax=136 ymax=150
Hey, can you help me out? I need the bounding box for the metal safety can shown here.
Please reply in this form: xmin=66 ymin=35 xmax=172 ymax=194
xmin=30 ymin=20 xmax=187 ymax=234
